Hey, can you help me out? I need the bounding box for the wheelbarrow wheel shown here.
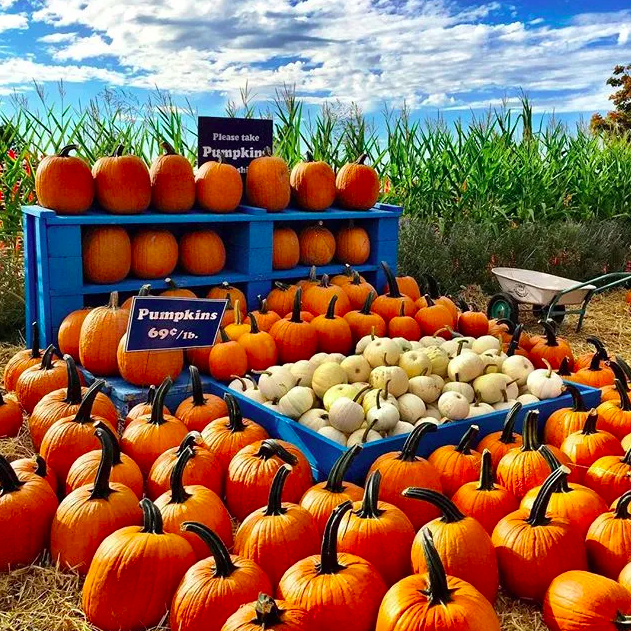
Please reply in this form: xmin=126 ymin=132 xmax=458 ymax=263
xmin=487 ymin=293 xmax=519 ymax=324
xmin=533 ymin=303 xmax=566 ymax=325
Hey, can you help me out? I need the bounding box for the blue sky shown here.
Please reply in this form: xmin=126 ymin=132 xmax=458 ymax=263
xmin=0 ymin=0 xmax=630 ymax=125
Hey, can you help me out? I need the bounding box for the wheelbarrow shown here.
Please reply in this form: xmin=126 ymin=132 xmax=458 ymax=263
xmin=487 ymin=267 xmax=631 ymax=332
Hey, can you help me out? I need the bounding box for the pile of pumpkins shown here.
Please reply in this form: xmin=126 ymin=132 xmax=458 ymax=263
xmin=35 ymin=143 xmax=379 ymax=215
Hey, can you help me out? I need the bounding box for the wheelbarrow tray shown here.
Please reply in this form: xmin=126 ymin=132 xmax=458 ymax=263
xmin=492 ymin=267 xmax=596 ymax=306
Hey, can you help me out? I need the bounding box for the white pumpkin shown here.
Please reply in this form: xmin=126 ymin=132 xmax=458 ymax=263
xmin=256 ymin=368 xmax=296 ymax=400
xmin=415 ymin=415 xmax=439 ymax=426
xmin=408 ymin=375 xmax=442 ymax=404
xmin=442 ymin=381 xmax=475 ymax=403
xmin=422 ymin=406 xmax=441 ymax=422
xmin=312 ymin=362 xmax=348 ymax=398
xmin=502 ymin=355 xmax=535 ymax=387
xmin=328 ymin=353 xmax=346 ymax=364
xmin=467 ymin=401 xmax=495 ymax=417
xmin=310 ymin=352 xmax=331 ymax=367
xmin=278 ymin=386 xmax=315 ymax=419
xmin=473 ymin=373 xmax=515 ymax=405
xmin=441 ymin=338 xmax=471 ymax=359
xmin=437 ymin=391 xmax=470 ymax=420
xmin=493 ymin=399 xmax=518 ymax=411
xmin=369 ymin=365 xmax=409 ymax=398
xmin=526 ymin=361 xmax=564 ymax=400
xmin=290 ymin=360 xmax=316 ymax=387
xmin=397 ymin=393 xmax=427 ymax=424
xmin=364 ymin=338 xmax=401 ymax=368
xmin=471 ymin=335 xmax=502 ymax=354
xmin=423 ymin=345 xmax=450 ymax=377
xmin=356 ymin=332 xmax=379 ymax=355
xmin=419 ymin=335 xmax=443 ymax=348
xmin=362 ymin=387 xmax=399 ymax=413
xmin=447 ymin=352 xmax=485 ymax=383
xmin=388 ymin=421 xmax=414 ymax=437
xmin=318 ymin=425 xmax=347 ymax=446
xmin=409 ymin=340 xmax=422 ymax=350
xmin=299 ymin=408 xmax=329 ymax=432
xmin=392 ymin=337 xmax=413 ymax=353
xmin=329 ymin=395 xmax=366 ymax=433
xmin=323 ymin=383 xmax=362 ymax=411
xmin=347 ymin=423 xmax=382 ymax=447
xmin=398 ymin=350 xmax=432 ymax=378
xmin=229 ymin=375 xmax=256 ymax=392
xmin=480 ymin=349 xmax=507 ymax=373
xmin=340 ymin=355 xmax=371 ymax=383
xmin=517 ymin=393 xmax=540 ymax=405
xmin=240 ymin=386 xmax=266 ymax=404
xmin=263 ymin=400 xmax=281 ymax=412
xmin=366 ymin=390 xmax=400 ymax=431
xmin=429 ymin=374 xmax=445 ymax=390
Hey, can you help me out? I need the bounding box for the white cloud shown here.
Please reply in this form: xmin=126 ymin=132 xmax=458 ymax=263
xmin=52 ymin=34 xmax=112 ymax=61
xmin=38 ymin=31 xmax=76 ymax=43
xmin=0 ymin=0 xmax=17 ymax=8
xmin=0 ymin=11 xmax=27 ymax=32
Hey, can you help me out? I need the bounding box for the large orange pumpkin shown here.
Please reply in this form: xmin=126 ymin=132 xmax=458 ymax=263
xmin=299 ymin=223 xmax=336 ymax=266
xmin=117 ymin=333 xmax=184 ymax=386
xmin=336 ymin=221 xmax=370 ymax=265
xmin=207 ymin=282 xmax=247 ymax=316
xmin=92 ymin=144 xmax=151 ymax=214
xmin=290 ymin=153 xmax=336 ymax=211
xmin=150 ymin=141 xmax=195 ymax=213
xmin=335 ymin=154 xmax=380 ymax=210
xmin=246 ymin=149 xmax=290 ymax=212
xmin=35 ymin=144 xmax=94 ymax=214
xmin=58 ymin=307 xmax=91 ymax=362
xmin=179 ymin=230 xmax=226 ymax=275
xmin=130 ymin=229 xmax=178 ymax=279
xmin=3 ymin=322 xmax=43 ymax=392
xmin=273 ymin=227 xmax=300 ymax=270
xmin=266 ymin=283 xmax=299 ymax=317
xmin=82 ymin=226 xmax=131 ymax=284
xmin=196 ymin=157 xmax=243 ymax=213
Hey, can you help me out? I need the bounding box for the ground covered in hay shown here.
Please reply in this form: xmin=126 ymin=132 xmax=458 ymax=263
xmin=1 ymin=289 xmax=629 ymax=631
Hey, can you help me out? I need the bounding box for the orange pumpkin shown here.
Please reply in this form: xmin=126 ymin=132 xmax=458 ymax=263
xmin=335 ymin=221 xmax=370 ymax=265
xmin=0 ymin=391 xmax=22 ymax=437
xmin=175 ymin=366 xmax=228 ymax=432
xmin=569 ymin=350 xmax=615 ymax=388
xmin=311 ymin=296 xmax=354 ymax=354
xmin=117 ymin=333 xmax=184 ymax=387
xmin=3 ymin=322 xmax=43 ymax=392
xmin=15 ymin=345 xmax=67 ymax=414
xmin=196 ymin=157 xmax=243 ymax=213
xmin=238 ymin=313 xmax=278 ymax=370
xmin=344 ymin=292 xmax=387 ymax=342
xmin=372 ymin=261 xmax=416 ymax=322
xmin=299 ymin=223 xmax=336 ymax=266
xmin=129 ymin=229 xmax=178 ymax=279
xmin=225 ymin=304 xmax=251 ymax=341
xmin=529 ymin=321 xmax=574 ymax=370
xmin=458 ymin=307 xmax=490 ymax=338
xmin=290 ymin=153 xmax=335 ymax=211
xmin=150 ymin=141 xmax=195 ymax=213
xmin=266 ymin=283 xmax=299 ymax=317
xmin=207 ymin=282 xmax=247 ymax=317
xmin=415 ymin=295 xmax=454 ymax=338
xmin=335 ymin=154 xmax=379 ymax=210
xmin=92 ymin=144 xmax=151 ymax=214
xmin=273 ymin=227 xmax=300 ymax=270
xmin=58 ymin=307 xmax=91 ymax=361
xmin=161 ymin=277 xmax=197 ymax=298
xmin=388 ymin=302 xmax=421 ymax=341
xmin=246 ymin=149 xmax=290 ymax=212
xmin=35 ymin=144 xmax=94 ymax=214
xmin=245 ymin=298 xmax=281 ymax=332
xmin=82 ymin=226 xmax=131 ymax=284
xmin=209 ymin=328 xmax=248 ymax=381
xmin=179 ymin=230 xmax=226 ymax=275
xmin=303 ymin=275 xmax=351 ymax=317
xmin=341 ymin=272 xmax=377 ymax=311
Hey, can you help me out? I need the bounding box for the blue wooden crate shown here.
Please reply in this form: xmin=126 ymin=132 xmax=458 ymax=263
xmin=80 ymin=368 xmax=601 ymax=485
xmin=23 ymin=202 xmax=402 ymax=348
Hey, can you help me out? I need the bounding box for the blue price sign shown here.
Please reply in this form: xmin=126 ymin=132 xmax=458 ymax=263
xmin=124 ymin=296 xmax=227 ymax=352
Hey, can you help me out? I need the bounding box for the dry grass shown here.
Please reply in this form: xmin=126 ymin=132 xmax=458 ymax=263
xmin=1 ymin=290 xmax=630 ymax=631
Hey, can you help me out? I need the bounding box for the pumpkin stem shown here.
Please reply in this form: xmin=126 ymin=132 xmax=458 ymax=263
xmin=94 ymin=421 xmax=123 ymax=465
xmin=256 ymin=439 xmax=298 ymax=465
xmin=350 ymin=271 xmax=362 ymax=286
xmin=183 ymin=521 xmax=236 ymax=576
xmin=177 ymin=432 xmax=200 ymax=456
xmin=496 ymin=318 xmax=516 ymax=333
xmin=290 ymin=287 xmax=304 ymax=324
xmin=324 ymin=444 xmax=362 ymax=493
xmin=161 ymin=140 xmax=176 ymax=155
xmin=538 ymin=445 xmax=571 ymax=493
xmin=169 ymin=446 xmax=193 ymax=504
xmin=616 ymin=356 xmax=631 ymax=382
xmin=89 ymin=426 xmax=116 ymax=500
xmin=317 ymin=500 xmax=353 ymax=575
xmin=586 ymin=336 xmax=608 ymax=359
xmin=225 ymin=394 xmax=247 ymax=432
xmin=218 ymin=327 xmax=231 ymax=343
xmin=473 ymin=450 xmax=494 ymax=491
xmin=353 ymin=385 xmax=372 ymax=403
xmin=588 ymin=348 xmax=606 ymax=372
xmin=424 ymin=294 xmax=435 ymax=307
xmin=398 ymin=301 xmax=406 ymax=318
xmin=325 ymin=295 xmax=338 ymax=319
xmin=614 ymin=491 xmax=631 ymax=519
xmin=112 ymin=144 xmax=125 ymax=157
xmin=253 ymin=594 xmax=285 ymax=627
xmin=557 ymin=356 xmax=573 ymax=377
xmin=257 ymin=296 xmax=269 ymax=314
xmin=397 ymin=422 xmax=437 ymax=462
xmin=57 ymin=144 xmax=78 ymax=157
xmin=140 ymin=498 xmax=164 ymax=534
xmin=248 ymin=312 xmax=261 ymax=334
xmin=233 ymin=301 xmax=243 ymax=326
xmin=189 ymin=365 xmax=206 ymax=407
xmin=33 ymin=455 xmax=48 ymax=479
xmin=319 ymin=274 xmax=331 ymax=289
xmin=62 ymin=354 xmax=83 ymax=404
xmin=40 ymin=344 xmax=57 ymax=370
xmin=422 ymin=274 xmax=441 ymax=300
xmin=615 ymin=379 xmax=631 ymax=412
xmin=420 ymin=528 xmax=453 ymax=606
xmin=146 ymin=385 xmax=157 ymax=406
xmin=74 ymin=379 xmax=105 ymax=424
xmin=356 ymin=153 xmax=368 ymax=164
xmin=263 ymin=464 xmax=292 ymax=516
xmin=29 ymin=322 xmax=40 ymax=358
xmin=165 ymin=277 xmax=178 ymax=290
xmin=361 ymin=418 xmax=379 ymax=444
xmin=107 ymin=291 xmax=121 ymax=310
xmin=381 ymin=261 xmax=402 ymax=298
xmin=622 ymin=446 xmax=631 ymax=467
xmin=356 ymin=470 xmax=384 ymax=518
xmin=403 ymin=487 xmax=466 ymax=523
xmin=608 ymin=361 xmax=629 ymax=389
xmin=521 ymin=410 xmax=540 ymax=451
xmin=499 ymin=402 xmax=523 ymax=445
xmin=360 ymin=291 xmax=376 ymax=315
xmin=565 ymin=383 xmax=587 ymax=412
xmin=580 ymin=409 xmax=600 ymax=436
xmin=614 ymin=614 xmax=631 ymax=628
xmin=149 ymin=377 xmax=172 ymax=426
xmin=307 ymin=266 xmax=318 ymax=284
xmin=0 ymin=455 xmax=25 ymax=493
xmin=455 ymin=425 xmax=479 ymax=454
xmin=539 ymin=320 xmax=559 ymax=347
xmin=137 ymin=284 xmax=151 ymax=298
xmin=525 ymin=466 xmax=569 ymax=526
xmin=506 ymin=325 xmax=523 ymax=357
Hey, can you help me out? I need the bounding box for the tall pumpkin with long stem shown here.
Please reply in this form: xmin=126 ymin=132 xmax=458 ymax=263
xmin=82 ymin=499 xmax=195 ymax=631
xmin=491 ymin=466 xmax=588 ymax=601
xmin=372 ymin=261 xmax=416 ymax=322
xmin=344 ymin=292 xmax=387 ymax=342
xmin=299 ymin=444 xmax=364 ymax=536
xmin=175 ymin=365 xmax=228 ymax=432
xmin=234 ymin=464 xmax=320 ymax=588
xmin=544 ymin=383 xmax=594 ymax=447
xmin=50 ymin=426 xmax=143 ymax=574
xmin=529 ymin=320 xmax=574 ymax=370
xmin=477 ymin=402 xmax=523 ymax=471
xmin=170 ymin=522 xmax=272 ymax=631
xmin=597 ymin=379 xmax=631 ymax=440
xmin=15 ymin=344 xmax=67 ymax=414
xmin=375 ymin=529 xmax=501 ymax=631
xmin=123 ymin=384 xmax=171 ymax=429
xmin=278 ymin=501 xmax=387 ymax=631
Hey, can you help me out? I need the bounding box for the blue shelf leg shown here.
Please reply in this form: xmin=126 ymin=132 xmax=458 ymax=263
xmin=368 ymin=216 xmax=400 ymax=291
xmin=23 ymin=213 xmax=38 ymax=346
xmin=246 ymin=279 xmax=273 ymax=308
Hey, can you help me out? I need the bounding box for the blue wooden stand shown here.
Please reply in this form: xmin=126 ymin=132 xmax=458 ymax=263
xmin=22 ymin=202 xmax=402 ymax=347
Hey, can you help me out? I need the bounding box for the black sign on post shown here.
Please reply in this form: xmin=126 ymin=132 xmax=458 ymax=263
xmin=197 ymin=117 xmax=274 ymax=174
xmin=124 ymin=297 xmax=227 ymax=352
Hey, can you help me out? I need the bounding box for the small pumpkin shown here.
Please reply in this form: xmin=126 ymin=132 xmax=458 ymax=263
xmin=372 ymin=261 xmax=416 ymax=322
xmin=3 ymin=322 xmax=43 ymax=391
xmin=290 ymin=152 xmax=336 ymax=211
xmin=340 ymin=271 xmax=377 ymax=310
xmin=529 ymin=321 xmax=574 ymax=370
xmin=15 ymin=345 xmax=67 ymax=414
xmin=150 ymin=141 xmax=195 ymax=212
xmin=476 ymin=402 xmax=523 ymax=471
xmin=246 ymin=297 xmax=281 ymax=332
xmin=335 ymin=154 xmax=380 ymax=210
xmin=57 ymin=307 xmax=91 ymax=361
xmin=543 ymin=383 xmax=593 ymax=447
xmin=117 ymin=332 xmax=184 ymax=386
xmin=388 ymin=301 xmax=421 ymax=341
xmin=246 ymin=148 xmax=290 ymax=212
xmin=175 ymin=365 xmax=228 ymax=432
xmin=11 ymin=454 xmax=58 ymax=494
xmin=344 ymin=292 xmax=387 ymax=342
xmin=266 ymin=282 xmax=299 ymax=317
xmin=415 ymin=295 xmax=454 ymax=338
xmin=584 ymin=445 xmax=631 ymax=505
xmin=237 ymin=312 xmax=278 ymax=370
xmin=225 ymin=303 xmax=251 ymax=340
xmin=82 ymin=226 xmax=132 ymax=284
xmin=209 ymin=327 xmax=249 ymax=380
xmin=208 ymin=282 xmax=248 ymax=316
xmin=196 ymin=156 xmax=243 ymax=213
xmin=601 ymin=359 xmax=631 ymax=403
xmin=92 ymin=144 xmax=151 ymax=214
xmin=336 ymin=221 xmax=370 ymax=265
xmin=458 ymin=306 xmax=490 ymax=338
xmin=222 ymin=594 xmax=315 ymax=631
xmin=310 ymin=295 xmax=353 ymax=355
xmin=161 ymin=277 xmax=197 ymax=298
xmin=179 ymin=229 xmax=226 ymax=275
xmin=0 ymin=390 xmax=22 ymax=437
xmin=130 ymin=228 xmax=178 ymax=279
xmin=597 ymin=379 xmax=631 ymax=440
xmin=273 ymin=227 xmax=300 ymax=270
xmin=299 ymin=222 xmax=336 ymax=266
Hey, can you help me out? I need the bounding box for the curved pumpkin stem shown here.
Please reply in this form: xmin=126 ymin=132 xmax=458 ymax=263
xmin=565 ymin=384 xmax=587 ymax=412
xmin=477 ymin=449 xmax=496 ymax=491
xmin=57 ymin=144 xmax=79 ymax=157
xmin=149 ymin=377 xmax=172 ymax=426
xmin=614 ymin=614 xmax=631 ymax=628
xmin=317 ymin=500 xmax=353 ymax=575
xmin=397 ymin=422 xmax=437 ymax=462
xmin=160 ymin=140 xmax=177 ymax=155
xmin=263 ymin=464 xmax=291 ymax=516
xmin=182 ymin=521 xmax=237 ymax=577
xmin=189 ymin=365 xmax=206 ymax=407
xmin=165 ymin=277 xmax=179 ymax=291
xmin=94 ymin=420 xmax=123 ymax=466
xmin=111 ymin=144 xmax=125 ymax=157
xmin=324 ymin=444 xmax=362 ymax=494
xmin=168 ymin=446 xmax=193 ymax=504
xmin=580 ymin=409 xmax=600 ymax=436
xmin=355 ymin=153 xmax=368 ymax=165
xmin=256 ymin=296 xmax=270 ymax=315
xmin=74 ymin=379 xmax=105 ymax=425
xmin=499 ymin=402 xmax=522 ymax=445
xmin=290 ymin=287 xmax=304 ymax=324
xmin=137 ymin=284 xmax=151 ymax=298
xmin=0 ymin=455 xmax=24 ymax=493
xmin=360 ymin=291 xmax=376 ymax=315
xmin=538 ymin=445 xmax=571 ymax=493
xmin=325 ymin=295 xmax=338 ymax=320
xmin=33 ymin=455 xmax=49 ymax=479
xmin=506 ymin=325 xmax=523 ymax=357
xmin=355 ymin=470 xmax=384 ymax=519
xmin=350 ymin=271 xmax=363 ymax=287
xmin=319 ymin=274 xmax=331 ymax=289
xmin=217 ymin=327 xmax=231 ymax=343
xmin=608 ymin=361 xmax=629 ymax=389
xmin=39 ymin=344 xmax=57 ymax=370
xmin=557 ymin=356 xmax=573 ymax=377
xmin=615 ymin=379 xmax=631 ymax=412
xmin=145 ymin=385 xmax=157 ymax=406
xmin=422 ymin=274 xmax=440 ymax=300
xmin=253 ymin=594 xmax=285 ymax=627
xmin=177 ymin=432 xmax=201 ymax=456
xmin=62 ymin=354 xmax=83 ymax=404
xmin=224 ymin=394 xmax=247 ymax=432
xmin=402 ymin=487 xmax=466 ymax=523
xmin=521 ymin=410 xmax=540 ymax=451
xmin=248 ymin=312 xmax=261 ymax=334
xmin=256 ymin=439 xmax=298 ymax=465
xmin=89 ymin=426 xmax=115 ymax=500
xmin=455 ymin=425 xmax=479 ymax=454
xmin=614 ymin=491 xmax=631 ymax=519
xmin=539 ymin=320 xmax=559 ymax=347
xmin=381 ymin=261 xmax=402 ymax=298
xmin=140 ymin=498 xmax=164 ymax=534
xmin=586 ymin=336 xmax=608 ymax=359
xmin=29 ymin=322 xmax=40 ymax=359
xmin=586 ymin=348 xmax=606 ymax=372
xmin=525 ymin=466 xmax=569 ymax=527
xmin=420 ymin=528 xmax=452 ymax=606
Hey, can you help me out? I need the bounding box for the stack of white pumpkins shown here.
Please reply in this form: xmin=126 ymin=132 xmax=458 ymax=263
xmin=228 ymin=332 xmax=565 ymax=447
